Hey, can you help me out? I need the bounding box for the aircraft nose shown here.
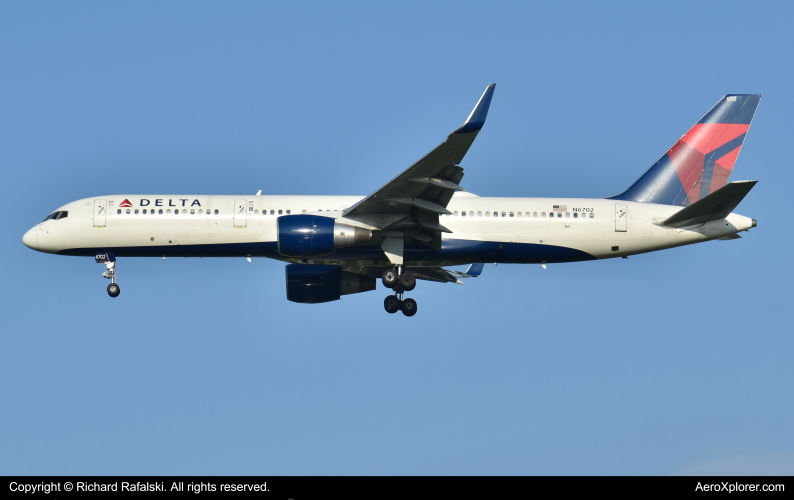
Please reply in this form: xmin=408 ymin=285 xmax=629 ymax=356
xmin=22 ymin=227 xmax=38 ymax=250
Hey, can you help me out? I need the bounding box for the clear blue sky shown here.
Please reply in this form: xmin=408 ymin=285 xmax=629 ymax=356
xmin=1 ymin=1 xmax=792 ymax=475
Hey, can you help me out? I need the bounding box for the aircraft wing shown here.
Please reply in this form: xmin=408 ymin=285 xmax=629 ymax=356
xmin=342 ymin=84 xmax=496 ymax=241
xmin=408 ymin=263 xmax=485 ymax=285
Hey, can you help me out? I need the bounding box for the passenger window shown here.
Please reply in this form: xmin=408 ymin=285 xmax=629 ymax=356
xmin=548 ymin=212 xmax=553 ymax=218
xmin=469 ymin=211 xmax=473 ymax=217
xmin=477 ymin=211 xmax=482 ymax=217
xmin=501 ymin=212 xmax=506 ymax=217
xmin=166 ymin=209 xmax=171 ymax=214
xmin=142 ymin=209 xmax=147 ymax=214
xmin=557 ymin=212 xmax=562 ymax=218
xmin=589 ymin=212 xmax=594 ymax=218
xmin=541 ymin=212 xmax=546 ymax=217
xmin=573 ymin=212 xmax=578 ymax=218
xmin=509 ymin=212 xmax=514 ymax=217
xmin=533 ymin=212 xmax=538 ymax=217
xmin=286 ymin=210 xmax=291 ymax=215
xmin=461 ymin=211 xmax=466 ymax=217
xmin=270 ymin=209 xmax=274 ymax=215
xmin=493 ymin=211 xmax=498 ymax=217
xmin=191 ymin=209 xmax=196 ymax=214
xmin=454 ymin=211 xmax=458 ymax=216
xmin=159 ymin=209 xmax=163 ymax=214
xmin=302 ymin=210 xmax=306 ymax=213
xmin=517 ymin=212 xmax=522 ymax=218
xmin=565 ymin=212 xmax=570 ymax=218
xmin=215 ymin=209 xmax=219 ymax=215
xmin=485 ymin=211 xmax=490 ymax=217
xmin=198 ymin=209 xmax=202 ymax=214
xmin=175 ymin=210 xmax=179 ymax=215
xmin=278 ymin=210 xmax=283 ymax=215
xmin=134 ymin=209 xmax=139 ymax=214
xmin=117 ymin=209 xmax=121 ymax=214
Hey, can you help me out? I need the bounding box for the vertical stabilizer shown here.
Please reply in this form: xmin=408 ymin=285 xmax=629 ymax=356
xmin=609 ymin=94 xmax=761 ymax=206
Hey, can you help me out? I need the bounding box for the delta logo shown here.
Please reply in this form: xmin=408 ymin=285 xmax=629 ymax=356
xmin=115 ymin=198 xmax=202 ymax=207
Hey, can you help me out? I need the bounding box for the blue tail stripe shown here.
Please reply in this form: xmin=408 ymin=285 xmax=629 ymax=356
xmin=699 ymin=94 xmax=761 ymax=125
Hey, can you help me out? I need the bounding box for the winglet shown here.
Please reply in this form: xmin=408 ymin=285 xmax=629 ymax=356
xmin=464 ymin=262 xmax=484 ymax=277
xmin=454 ymin=84 xmax=496 ymax=134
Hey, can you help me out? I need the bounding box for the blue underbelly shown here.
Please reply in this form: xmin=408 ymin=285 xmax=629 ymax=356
xmin=57 ymin=239 xmax=596 ymax=264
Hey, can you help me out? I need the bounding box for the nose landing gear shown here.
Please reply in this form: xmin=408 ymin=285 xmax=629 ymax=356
xmin=96 ymin=252 xmax=120 ymax=298
xmin=382 ymin=267 xmax=417 ymax=316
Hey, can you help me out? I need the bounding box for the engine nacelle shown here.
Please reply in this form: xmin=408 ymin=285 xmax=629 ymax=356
xmin=285 ymin=264 xmax=376 ymax=303
xmin=277 ymin=214 xmax=372 ymax=258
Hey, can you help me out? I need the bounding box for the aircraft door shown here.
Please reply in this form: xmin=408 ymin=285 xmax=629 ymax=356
xmin=233 ymin=199 xmax=247 ymax=227
xmin=615 ymin=204 xmax=627 ymax=232
xmin=93 ymin=199 xmax=107 ymax=227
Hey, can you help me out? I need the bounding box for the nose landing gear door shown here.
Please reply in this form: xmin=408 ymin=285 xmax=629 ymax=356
xmin=233 ymin=199 xmax=247 ymax=228
xmin=93 ymin=199 xmax=107 ymax=227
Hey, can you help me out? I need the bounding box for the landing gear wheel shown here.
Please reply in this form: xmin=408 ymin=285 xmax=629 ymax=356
xmin=401 ymin=298 xmax=417 ymax=317
xmin=107 ymin=283 xmax=120 ymax=298
xmin=382 ymin=269 xmax=399 ymax=288
xmin=399 ymin=272 xmax=416 ymax=291
xmin=384 ymin=295 xmax=401 ymax=314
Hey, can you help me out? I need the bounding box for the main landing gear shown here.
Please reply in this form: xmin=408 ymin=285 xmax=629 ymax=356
xmin=382 ymin=267 xmax=417 ymax=316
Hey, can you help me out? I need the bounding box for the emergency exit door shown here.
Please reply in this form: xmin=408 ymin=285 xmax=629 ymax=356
xmin=93 ymin=199 xmax=107 ymax=227
xmin=233 ymin=199 xmax=247 ymax=227
xmin=615 ymin=204 xmax=627 ymax=232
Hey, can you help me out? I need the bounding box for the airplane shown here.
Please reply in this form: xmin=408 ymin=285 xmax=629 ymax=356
xmin=22 ymin=85 xmax=761 ymax=317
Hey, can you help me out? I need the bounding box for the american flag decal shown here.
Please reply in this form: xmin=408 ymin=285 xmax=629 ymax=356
xmin=553 ymin=205 xmax=567 ymax=212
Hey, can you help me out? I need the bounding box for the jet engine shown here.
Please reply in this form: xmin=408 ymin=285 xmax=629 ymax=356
xmin=277 ymin=214 xmax=372 ymax=258
xmin=285 ymin=264 xmax=376 ymax=303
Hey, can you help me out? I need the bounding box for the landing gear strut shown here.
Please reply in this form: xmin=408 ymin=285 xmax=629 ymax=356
xmin=96 ymin=253 xmax=120 ymax=298
xmin=382 ymin=267 xmax=418 ymax=316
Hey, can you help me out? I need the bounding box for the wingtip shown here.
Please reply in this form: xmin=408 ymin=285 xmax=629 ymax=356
xmin=453 ymin=84 xmax=496 ymax=134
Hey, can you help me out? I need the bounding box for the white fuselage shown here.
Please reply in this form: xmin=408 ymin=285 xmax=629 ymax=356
xmin=24 ymin=192 xmax=755 ymax=266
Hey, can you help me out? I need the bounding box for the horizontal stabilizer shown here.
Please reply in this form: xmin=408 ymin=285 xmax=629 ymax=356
xmin=662 ymin=180 xmax=757 ymax=228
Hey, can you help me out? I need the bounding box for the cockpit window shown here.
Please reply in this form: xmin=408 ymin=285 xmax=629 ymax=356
xmin=42 ymin=211 xmax=68 ymax=222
